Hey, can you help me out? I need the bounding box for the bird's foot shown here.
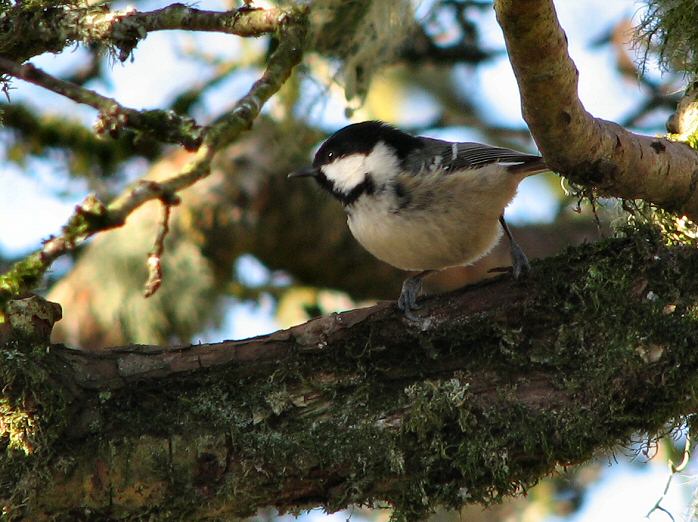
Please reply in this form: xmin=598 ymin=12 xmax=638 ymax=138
xmin=510 ymin=241 xmax=531 ymax=279
xmin=398 ymin=271 xmax=433 ymax=319
xmin=499 ymin=215 xmax=531 ymax=279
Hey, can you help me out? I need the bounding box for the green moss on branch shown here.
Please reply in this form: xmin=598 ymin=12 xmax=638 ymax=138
xmin=0 ymin=3 xmax=296 ymax=63
xmin=4 ymin=227 xmax=698 ymax=519
xmin=0 ymin=15 xmax=306 ymax=309
xmin=1 ymin=102 xmax=162 ymax=178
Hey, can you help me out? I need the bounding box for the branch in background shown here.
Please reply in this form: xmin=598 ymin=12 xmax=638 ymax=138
xmin=0 ymin=102 xmax=161 ymax=179
xmin=0 ymin=57 xmax=204 ymax=150
xmin=0 ymin=21 xmax=306 ymax=308
xmin=170 ymin=60 xmax=244 ymax=116
xmin=60 ymin=44 xmax=102 ymax=86
xmin=494 ymin=0 xmax=698 ymax=221
xmin=143 ymin=199 xmax=176 ymax=298
xmin=399 ymin=25 xmax=496 ymax=65
xmin=621 ymin=84 xmax=680 ymax=130
xmin=0 ymin=4 xmax=294 ymax=63
xmin=592 ymin=17 xmax=681 ymax=130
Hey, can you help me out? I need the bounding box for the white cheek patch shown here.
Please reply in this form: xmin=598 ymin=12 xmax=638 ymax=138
xmin=320 ymin=141 xmax=402 ymax=194
xmin=362 ymin=142 xmax=401 ymax=183
xmin=321 ymin=155 xmax=367 ymax=194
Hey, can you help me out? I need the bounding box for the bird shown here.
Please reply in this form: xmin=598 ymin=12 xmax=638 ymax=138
xmin=289 ymin=121 xmax=547 ymax=317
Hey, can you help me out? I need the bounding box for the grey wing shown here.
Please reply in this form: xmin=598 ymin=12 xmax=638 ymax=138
xmin=406 ymin=137 xmax=545 ymax=174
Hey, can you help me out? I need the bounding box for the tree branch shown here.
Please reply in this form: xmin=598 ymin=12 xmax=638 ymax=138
xmin=0 ymin=101 xmax=162 ymax=179
xmin=494 ymin=0 xmax=698 ymax=220
xmin=3 ymin=230 xmax=698 ymax=519
xmin=0 ymin=21 xmax=306 ymax=308
xmin=0 ymin=57 xmax=204 ymax=150
xmin=76 ymin=3 xmax=295 ymax=62
xmin=0 ymin=4 xmax=293 ymax=63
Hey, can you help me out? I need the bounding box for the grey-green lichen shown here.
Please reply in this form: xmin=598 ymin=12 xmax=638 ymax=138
xmin=5 ymin=226 xmax=698 ymax=520
xmin=0 ymin=340 xmax=73 ymax=517
xmin=638 ymin=0 xmax=698 ymax=76
xmin=309 ymin=0 xmax=416 ymax=103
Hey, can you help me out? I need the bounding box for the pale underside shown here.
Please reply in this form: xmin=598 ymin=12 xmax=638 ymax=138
xmin=347 ymin=164 xmax=524 ymax=271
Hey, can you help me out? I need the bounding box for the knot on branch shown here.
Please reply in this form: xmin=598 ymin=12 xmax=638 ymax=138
xmin=667 ymin=81 xmax=698 ymax=148
xmin=1 ymin=298 xmax=72 ymax=469
xmin=0 ymin=296 xmax=62 ymax=346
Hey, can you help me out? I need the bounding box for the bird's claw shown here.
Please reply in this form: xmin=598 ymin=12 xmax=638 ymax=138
xmin=510 ymin=242 xmax=531 ymax=279
xmin=398 ymin=272 xmax=432 ymax=319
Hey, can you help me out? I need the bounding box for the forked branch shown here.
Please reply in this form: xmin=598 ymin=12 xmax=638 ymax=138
xmin=494 ymin=0 xmax=698 ymax=220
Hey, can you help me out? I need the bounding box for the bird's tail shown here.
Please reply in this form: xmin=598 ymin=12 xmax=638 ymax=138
xmin=508 ymin=157 xmax=548 ymax=176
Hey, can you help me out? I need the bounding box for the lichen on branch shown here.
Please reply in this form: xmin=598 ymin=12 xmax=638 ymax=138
xmin=0 ymin=19 xmax=306 ymax=309
xmin=4 ymin=228 xmax=698 ymax=519
xmin=0 ymin=2 xmax=295 ymax=63
xmin=638 ymin=0 xmax=698 ymax=76
xmin=494 ymin=0 xmax=698 ymax=221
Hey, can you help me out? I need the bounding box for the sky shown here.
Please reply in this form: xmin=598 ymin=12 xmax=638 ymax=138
xmin=1 ymin=0 xmax=695 ymax=520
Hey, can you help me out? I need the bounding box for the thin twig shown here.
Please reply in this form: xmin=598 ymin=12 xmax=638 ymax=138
xmin=144 ymin=199 xmax=176 ymax=298
xmin=646 ymin=432 xmax=692 ymax=520
xmin=0 ymin=57 xmax=204 ymax=150
xmin=0 ymin=20 xmax=306 ymax=307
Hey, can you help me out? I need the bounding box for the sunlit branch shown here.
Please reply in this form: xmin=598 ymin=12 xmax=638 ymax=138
xmin=0 ymin=4 xmax=298 ymax=63
xmin=0 ymin=57 xmax=204 ymax=150
xmin=90 ymin=4 xmax=290 ymax=39
xmin=81 ymin=4 xmax=297 ymax=61
xmin=0 ymin=22 xmax=306 ymax=307
xmin=494 ymin=0 xmax=698 ymax=221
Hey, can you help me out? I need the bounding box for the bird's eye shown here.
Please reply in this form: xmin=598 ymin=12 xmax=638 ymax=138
xmin=327 ymin=151 xmax=334 ymax=160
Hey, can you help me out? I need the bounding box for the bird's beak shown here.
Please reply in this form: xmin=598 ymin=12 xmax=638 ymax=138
xmin=288 ymin=166 xmax=319 ymax=179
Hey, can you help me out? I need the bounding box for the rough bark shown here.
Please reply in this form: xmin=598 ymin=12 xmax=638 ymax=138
xmin=494 ymin=0 xmax=698 ymax=220
xmin=3 ymin=229 xmax=698 ymax=520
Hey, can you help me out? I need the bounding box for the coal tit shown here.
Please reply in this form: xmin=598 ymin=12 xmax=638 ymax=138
xmin=289 ymin=121 xmax=547 ymax=316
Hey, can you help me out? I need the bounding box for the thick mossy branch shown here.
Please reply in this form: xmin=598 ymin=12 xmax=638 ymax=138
xmin=4 ymin=229 xmax=698 ymax=520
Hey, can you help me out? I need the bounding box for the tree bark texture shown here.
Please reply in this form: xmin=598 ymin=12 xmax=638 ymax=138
xmin=495 ymin=0 xmax=698 ymax=220
xmin=3 ymin=230 xmax=698 ymax=520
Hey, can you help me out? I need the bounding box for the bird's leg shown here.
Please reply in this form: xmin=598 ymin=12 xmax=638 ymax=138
xmin=398 ymin=270 xmax=434 ymax=318
xmin=499 ymin=215 xmax=530 ymax=279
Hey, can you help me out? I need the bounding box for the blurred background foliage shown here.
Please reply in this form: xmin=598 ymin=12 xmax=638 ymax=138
xmin=1 ymin=0 xmax=697 ymax=520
